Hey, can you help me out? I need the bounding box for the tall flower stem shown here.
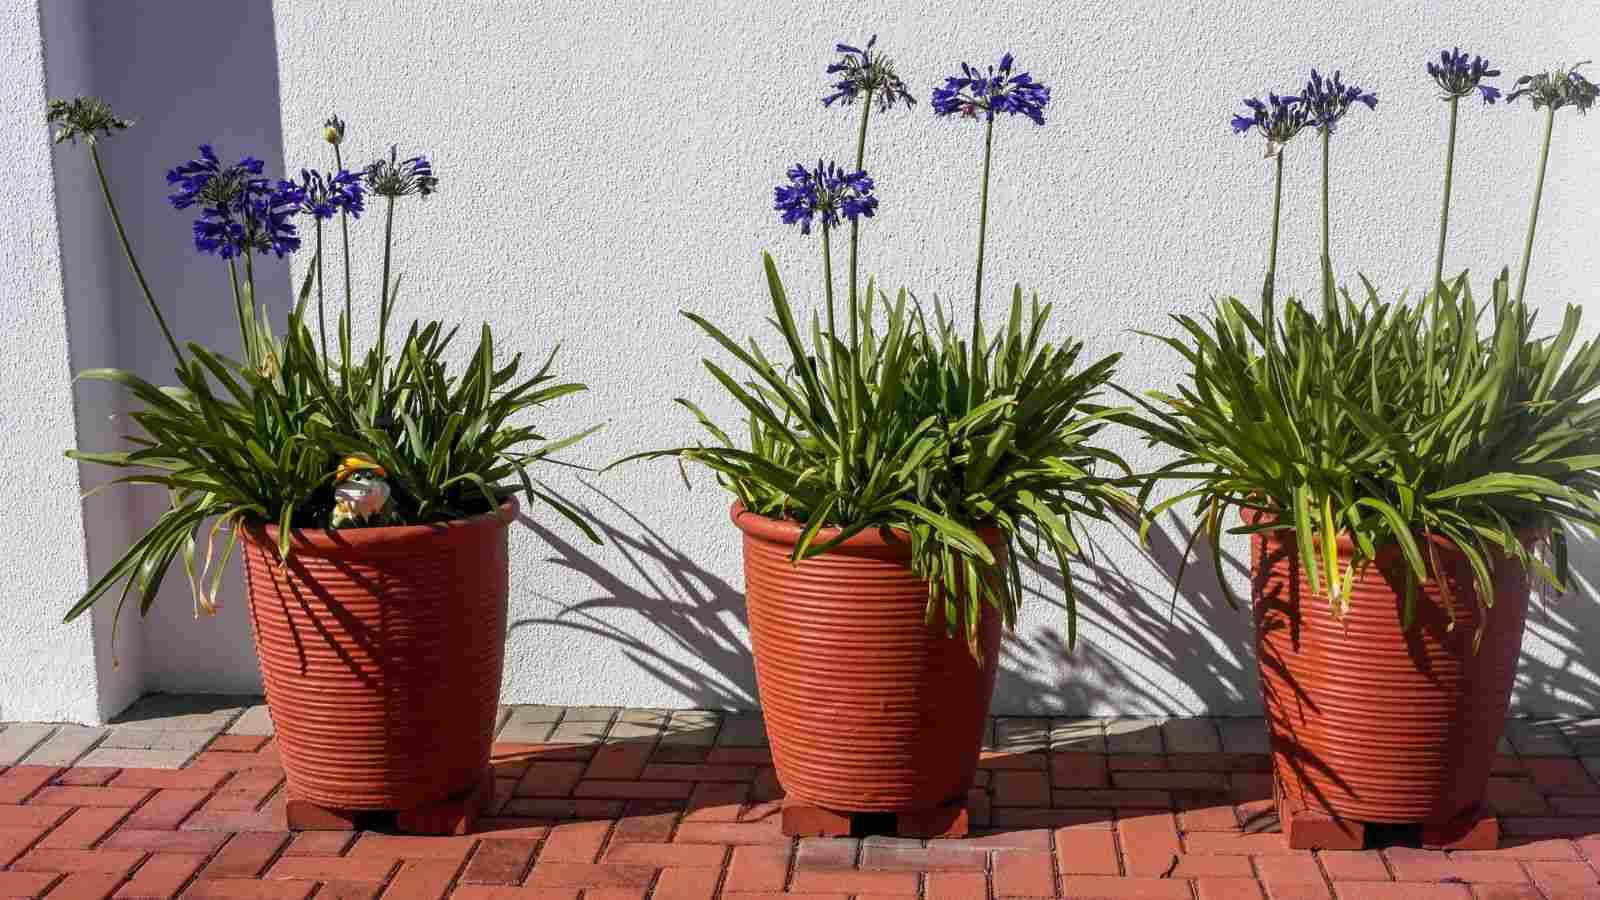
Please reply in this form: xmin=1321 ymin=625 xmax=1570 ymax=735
xmin=1515 ymin=105 xmax=1556 ymax=305
xmin=1432 ymin=96 xmax=1461 ymax=296
xmin=332 ymin=143 xmax=354 ymax=393
xmin=88 ymin=144 xmax=183 ymax=363
xmin=1263 ymin=149 xmax=1285 ymax=311
xmin=227 ymin=259 xmax=249 ymax=364
xmin=971 ymin=115 xmax=996 ymax=356
xmin=375 ymin=195 xmax=396 ymax=411
xmin=1319 ymin=129 xmax=1331 ymax=265
xmin=243 ymin=249 xmax=260 ymax=367
xmin=821 ymin=222 xmax=844 ymax=404
xmin=847 ymin=99 xmax=872 ymax=348
xmin=314 ymin=218 xmax=328 ymax=364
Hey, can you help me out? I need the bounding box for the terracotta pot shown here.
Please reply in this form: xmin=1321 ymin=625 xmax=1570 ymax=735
xmin=1249 ymin=509 xmax=1531 ymax=823
xmin=733 ymin=503 xmax=1004 ymax=813
xmin=240 ymin=498 xmax=514 ymax=811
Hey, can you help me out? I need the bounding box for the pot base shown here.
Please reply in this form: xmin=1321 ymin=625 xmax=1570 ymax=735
xmin=781 ymin=796 xmax=971 ymax=838
xmin=284 ymin=767 xmax=494 ymax=835
xmin=1274 ymin=772 xmax=1499 ymax=850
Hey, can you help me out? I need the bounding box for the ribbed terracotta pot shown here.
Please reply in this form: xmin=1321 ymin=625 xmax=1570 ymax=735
xmin=1250 ymin=510 xmax=1531 ymax=823
xmin=734 ymin=503 xmax=1003 ymax=813
xmin=239 ymin=498 xmax=514 ymax=812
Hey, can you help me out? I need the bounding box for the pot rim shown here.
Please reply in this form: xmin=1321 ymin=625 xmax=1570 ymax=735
xmin=242 ymin=495 xmax=519 ymax=558
xmin=730 ymin=502 xmax=1001 ymax=558
xmin=1239 ymin=504 xmax=1545 ymax=554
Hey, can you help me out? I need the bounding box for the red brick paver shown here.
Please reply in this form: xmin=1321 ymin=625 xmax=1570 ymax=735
xmin=0 ymin=728 xmax=1595 ymax=899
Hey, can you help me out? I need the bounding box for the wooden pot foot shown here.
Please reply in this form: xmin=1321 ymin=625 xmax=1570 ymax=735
xmin=781 ymin=797 xmax=969 ymax=838
xmin=1274 ymin=774 xmax=1498 ymax=850
xmin=286 ymin=768 xmax=494 ymax=835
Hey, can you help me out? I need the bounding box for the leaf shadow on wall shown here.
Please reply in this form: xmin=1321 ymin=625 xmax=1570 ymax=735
xmin=992 ymin=511 xmax=1259 ymax=716
xmin=510 ymin=484 xmax=1263 ymax=715
xmin=1514 ymin=526 xmax=1600 ymax=717
xmin=509 ymin=482 xmax=759 ymax=710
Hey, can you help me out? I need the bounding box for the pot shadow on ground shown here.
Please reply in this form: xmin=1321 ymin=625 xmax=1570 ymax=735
xmin=994 ymin=511 xmax=1259 ymax=717
xmin=508 ymin=482 xmax=759 ymax=710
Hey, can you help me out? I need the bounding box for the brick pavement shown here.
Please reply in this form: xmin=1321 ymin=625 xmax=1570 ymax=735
xmin=0 ymin=700 xmax=1597 ymax=898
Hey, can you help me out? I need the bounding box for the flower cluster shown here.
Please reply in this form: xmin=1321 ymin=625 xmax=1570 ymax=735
xmin=773 ymin=161 xmax=877 ymax=235
xmin=822 ymin=35 xmax=916 ymax=111
xmin=1230 ymin=93 xmax=1310 ymax=152
xmin=1508 ymin=62 xmax=1597 ymax=114
xmin=295 ymin=169 xmax=366 ymax=220
xmin=323 ymin=115 xmax=346 ymax=146
xmin=1299 ymin=69 xmax=1378 ymax=133
xmin=46 ymin=97 xmax=132 ymax=146
xmin=1428 ymin=48 xmax=1501 ymax=104
xmin=931 ymin=53 xmax=1050 ymax=125
xmin=167 ymin=145 xmax=303 ymax=258
xmin=363 ymin=146 xmax=438 ymax=198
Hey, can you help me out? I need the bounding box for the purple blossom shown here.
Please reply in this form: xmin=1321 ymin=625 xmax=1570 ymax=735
xmin=1230 ymin=93 xmax=1310 ymax=150
xmin=363 ymin=145 xmax=437 ymax=198
xmin=1299 ymin=69 xmax=1378 ymax=133
xmin=294 ymin=168 xmax=365 ymax=220
xmin=823 ymin=34 xmax=915 ymax=111
xmin=931 ymin=53 xmax=1050 ymax=125
xmin=1428 ymin=48 xmax=1502 ymax=104
xmin=167 ymin=145 xmax=302 ymax=258
xmin=773 ymin=160 xmax=877 ymax=236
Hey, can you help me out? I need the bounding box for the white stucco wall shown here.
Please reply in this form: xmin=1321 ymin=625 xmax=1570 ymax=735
xmin=6 ymin=1 xmax=1594 ymax=719
xmin=0 ymin=0 xmax=104 ymax=723
xmin=264 ymin=0 xmax=1599 ymax=715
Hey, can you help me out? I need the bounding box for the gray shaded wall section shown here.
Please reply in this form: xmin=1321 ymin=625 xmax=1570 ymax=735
xmin=41 ymin=0 xmax=291 ymax=707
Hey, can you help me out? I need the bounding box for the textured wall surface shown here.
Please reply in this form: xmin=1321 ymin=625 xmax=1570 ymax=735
xmin=0 ymin=0 xmax=102 ymax=722
xmin=264 ymin=0 xmax=1600 ymax=715
xmin=15 ymin=1 xmax=1593 ymax=718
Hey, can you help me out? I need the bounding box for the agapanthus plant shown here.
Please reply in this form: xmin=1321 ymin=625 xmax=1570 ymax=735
xmin=1428 ymin=48 xmax=1500 ymax=294
xmin=1298 ymin=69 xmax=1377 ymax=265
xmin=1508 ymin=61 xmax=1595 ymax=305
xmin=628 ymin=38 xmax=1130 ymax=652
xmin=1126 ymin=47 xmax=1600 ymax=642
xmin=47 ymin=99 xmax=599 ymax=645
xmin=1230 ymin=91 xmax=1309 ymax=306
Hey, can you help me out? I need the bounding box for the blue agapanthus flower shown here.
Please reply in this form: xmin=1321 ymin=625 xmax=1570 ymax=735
xmin=1428 ymin=48 xmax=1501 ymax=104
xmin=931 ymin=53 xmax=1050 ymax=125
xmin=168 ymin=145 xmax=303 ymax=258
xmin=192 ymin=182 xmax=304 ymax=259
xmin=166 ymin=145 xmax=267 ymax=210
xmin=773 ymin=161 xmax=877 ymax=235
xmin=1230 ymin=93 xmax=1310 ymax=150
xmin=295 ymin=169 xmax=366 ymax=220
xmin=823 ymin=35 xmax=915 ymax=111
xmin=1508 ymin=61 xmax=1597 ymax=114
xmin=1299 ymin=69 xmax=1378 ymax=133
xmin=363 ymin=146 xmax=438 ymax=198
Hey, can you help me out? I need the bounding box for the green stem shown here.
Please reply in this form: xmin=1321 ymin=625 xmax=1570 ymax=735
xmin=1432 ymin=96 xmax=1460 ymax=296
xmin=243 ymin=249 xmax=257 ymax=366
xmin=847 ymin=99 xmax=872 ymax=349
xmin=376 ymin=196 xmax=396 ymax=410
xmin=1319 ymin=129 xmax=1331 ymax=265
xmin=971 ymin=115 xmax=995 ymax=357
xmin=1515 ymin=105 xmax=1556 ymax=305
xmin=227 ymin=259 xmax=248 ymax=361
xmin=1264 ymin=149 xmax=1285 ymax=311
xmin=88 ymin=144 xmax=182 ymax=363
xmin=821 ymin=222 xmax=837 ymax=341
xmin=315 ymin=218 xmax=328 ymax=365
xmin=332 ymin=144 xmax=353 ymax=395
